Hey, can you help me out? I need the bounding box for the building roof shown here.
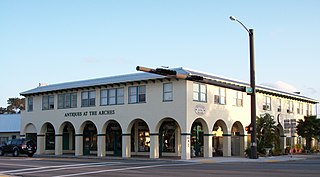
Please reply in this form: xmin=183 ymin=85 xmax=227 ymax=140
xmin=0 ymin=114 xmax=20 ymax=133
xmin=20 ymin=67 xmax=318 ymax=103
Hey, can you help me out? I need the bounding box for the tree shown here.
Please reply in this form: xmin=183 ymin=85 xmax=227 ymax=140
xmin=256 ymin=113 xmax=280 ymax=155
xmin=296 ymin=116 xmax=320 ymax=151
xmin=6 ymin=97 xmax=25 ymax=114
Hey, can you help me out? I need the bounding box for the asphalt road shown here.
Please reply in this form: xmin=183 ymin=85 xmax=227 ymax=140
xmin=0 ymin=156 xmax=320 ymax=177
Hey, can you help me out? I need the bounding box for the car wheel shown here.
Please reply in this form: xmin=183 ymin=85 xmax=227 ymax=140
xmin=27 ymin=153 xmax=34 ymax=157
xmin=12 ymin=149 xmax=19 ymax=157
xmin=0 ymin=149 xmax=4 ymax=156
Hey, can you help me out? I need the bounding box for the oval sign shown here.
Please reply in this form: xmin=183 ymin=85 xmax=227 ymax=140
xmin=194 ymin=104 xmax=206 ymax=116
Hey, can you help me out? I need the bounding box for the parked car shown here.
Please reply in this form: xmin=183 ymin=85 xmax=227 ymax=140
xmin=0 ymin=138 xmax=37 ymax=157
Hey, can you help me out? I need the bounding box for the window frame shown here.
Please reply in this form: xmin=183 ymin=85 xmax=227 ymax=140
xmin=81 ymin=90 xmax=96 ymax=107
xmin=128 ymin=85 xmax=146 ymax=104
xmin=27 ymin=97 xmax=33 ymax=112
xmin=193 ymin=83 xmax=207 ymax=102
xmin=163 ymin=83 xmax=173 ymax=102
xmin=100 ymin=88 xmax=125 ymax=106
xmin=42 ymin=95 xmax=54 ymax=110
xmin=58 ymin=93 xmax=77 ymax=109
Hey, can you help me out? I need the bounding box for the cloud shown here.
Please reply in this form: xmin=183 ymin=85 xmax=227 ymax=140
xmin=260 ymin=81 xmax=298 ymax=93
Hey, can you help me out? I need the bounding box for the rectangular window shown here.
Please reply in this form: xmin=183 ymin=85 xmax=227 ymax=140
xmin=306 ymin=104 xmax=312 ymax=116
xmin=287 ymin=101 xmax=294 ymax=113
xmin=193 ymin=83 xmax=207 ymax=102
xmin=232 ymin=91 xmax=243 ymax=107
xmin=297 ymin=103 xmax=303 ymax=114
xmin=116 ymin=88 xmax=124 ymax=104
xmin=27 ymin=97 xmax=33 ymax=112
xmin=163 ymin=83 xmax=173 ymax=101
xmin=263 ymin=96 xmax=271 ymax=111
xmin=108 ymin=89 xmax=116 ymax=105
xmin=101 ymin=88 xmax=124 ymax=105
xmin=214 ymin=88 xmax=226 ymax=105
xmin=42 ymin=95 xmax=54 ymax=110
xmin=58 ymin=93 xmax=77 ymax=109
xmin=81 ymin=91 xmax=96 ymax=107
xmin=277 ymin=99 xmax=281 ymax=112
xmin=128 ymin=86 xmax=146 ymax=104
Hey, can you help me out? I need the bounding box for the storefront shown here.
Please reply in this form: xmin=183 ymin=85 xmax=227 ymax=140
xmin=20 ymin=67 xmax=318 ymax=159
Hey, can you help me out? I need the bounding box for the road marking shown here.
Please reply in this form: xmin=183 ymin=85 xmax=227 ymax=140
xmin=0 ymin=162 xmax=121 ymax=174
xmin=53 ymin=163 xmax=199 ymax=177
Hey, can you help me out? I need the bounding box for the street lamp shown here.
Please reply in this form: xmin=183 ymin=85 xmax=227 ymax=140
xmin=230 ymin=16 xmax=258 ymax=159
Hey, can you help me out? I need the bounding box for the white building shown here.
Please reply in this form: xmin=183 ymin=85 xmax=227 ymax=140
xmin=0 ymin=114 xmax=21 ymax=143
xmin=20 ymin=67 xmax=318 ymax=159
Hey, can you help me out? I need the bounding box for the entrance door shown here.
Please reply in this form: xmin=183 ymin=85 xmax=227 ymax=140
xmin=191 ymin=122 xmax=204 ymax=157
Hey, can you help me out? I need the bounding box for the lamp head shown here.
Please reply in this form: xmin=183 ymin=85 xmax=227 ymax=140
xmin=229 ymin=16 xmax=237 ymax=21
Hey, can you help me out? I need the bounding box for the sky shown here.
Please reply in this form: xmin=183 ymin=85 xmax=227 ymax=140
xmin=1 ymin=0 xmax=320 ymax=110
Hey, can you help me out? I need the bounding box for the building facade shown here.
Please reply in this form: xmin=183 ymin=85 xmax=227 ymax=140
xmin=0 ymin=114 xmax=21 ymax=143
xmin=20 ymin=68 xmax=318 ymax=160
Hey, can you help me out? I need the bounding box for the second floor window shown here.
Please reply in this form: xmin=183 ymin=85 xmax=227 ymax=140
xmin=100 ymin=88 xmax=124 ymax=105
xmin=287 ymin=101 xmax=294 ymax=113
xmin=81 ymin=91 xmax=96 ymax=107
xmin=277 ymin=99 xmax=281 ymax=112
xmin=214 ymin=88 xmax=226 ymax=105
xmin=129 ymin=85 xmax=146 ymax=104
xmin=163 ymin=83 xmax=173 ymax=101
xmin=263 ymin=96 xmax=271 ymax=111
xmin=297 ymin=103 xmax=303 ymax=114
xmin=27 ymin=97 xmax=33 ymax=112
xmin=42 ymin=95 xmax=54 ymax=110
xmin=58 ymin=93 xmax=77 ymax=109
xmin=193 ymin=83 xmax=206 ymax=102
xmin=232 ymin=91 xmax=243 ymax=107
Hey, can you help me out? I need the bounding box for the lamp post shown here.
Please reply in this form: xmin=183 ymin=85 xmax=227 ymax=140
xmin=229 ymin=16 xmax=258 ymax=159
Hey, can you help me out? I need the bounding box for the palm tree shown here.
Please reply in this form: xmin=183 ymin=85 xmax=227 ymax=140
xmin=256 ymin=113 xmax=279 ymax=155
xmin=296 ymin=116 xmax=320 ymax=152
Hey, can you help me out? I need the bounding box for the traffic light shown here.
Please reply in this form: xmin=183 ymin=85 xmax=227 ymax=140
xmin=155 ymin=68 xmax=177 ymax=76
xmin=245 ymin=124 xmax=252 ymax=133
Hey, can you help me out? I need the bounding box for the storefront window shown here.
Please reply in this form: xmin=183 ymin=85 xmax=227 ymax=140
xmin=160 ymin=121 xmax=176 ymax=153
xmin=45 ymin=124 xmax=55 ymax=150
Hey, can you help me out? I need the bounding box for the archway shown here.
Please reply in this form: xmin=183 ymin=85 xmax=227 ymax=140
xmin=158 ymin=118 xmax=181 ymax=157
xmin=41 ymin=123 xmax=55 ymax=151
xmin=129 ymin=119 xmax=150 ymax=156
xmin=276 ymin=124 xmax=285 ymax=154
xmin=191 ymin=119 xmax=208 ymax=157
xmin=61 ymin=122 xmax=75 ymax=154
xmin=212 ymin=120 xmax=228 ymax=157
xmin=106 ymin=120 xmax=122 ymax=156
xmin=231 ymin=121 xmax=244 ymax=156
xmin=24 ymin=123 xmax=37 ymax=143
xmin=82 ymin=121 xmax=97 ymax=156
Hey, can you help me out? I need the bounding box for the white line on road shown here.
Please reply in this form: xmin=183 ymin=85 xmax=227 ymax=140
xmin=0 ymin=162 xmax=121 ymax=174
xmin=53 ymin=163 xmax=199 ymax=177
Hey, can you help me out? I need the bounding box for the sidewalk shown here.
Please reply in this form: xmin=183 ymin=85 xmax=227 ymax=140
xmin=182 ymin=154 xmax=320 ymax=163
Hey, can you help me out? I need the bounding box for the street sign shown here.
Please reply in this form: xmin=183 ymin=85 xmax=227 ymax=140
xmin=246 ymin=87 xmax=253 ymax=94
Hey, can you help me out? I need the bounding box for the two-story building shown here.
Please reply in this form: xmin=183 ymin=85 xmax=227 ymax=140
xmin=20 ymin=67 xmax=318 ymax=160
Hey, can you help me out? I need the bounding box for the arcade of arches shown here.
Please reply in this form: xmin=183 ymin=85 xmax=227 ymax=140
xmin=22 ymin=118 xmax=285 ymax=159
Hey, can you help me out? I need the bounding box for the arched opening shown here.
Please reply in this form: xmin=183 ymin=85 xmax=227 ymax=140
xmin=191 ymin=120 xmax=205 ymax=157
xmin=212 ymin=120 xmax=227 ymax=157
xmin=106 ymin=121 xmax=122 ymax=156
xmin=44 ymin=123 xmax=55 ymax=151
xmin=231 ymin=121 xmax=244 ymax=156
xmin=82 ymin=121 xmax=97 ymax=156
xmin=158 ymin=118 xmax=181 ymax=157
xmin=129 ymin=119 xmax=150 ymax=156
xmin=62 ymin=122 xmax=75 ymax=154
xmin=24 ymin=123 xmax=37 ymax=143
xmin=276 ymin=124 xmax=285 ymax=154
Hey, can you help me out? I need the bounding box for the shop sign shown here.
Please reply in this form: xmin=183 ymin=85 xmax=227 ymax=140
xmin=64 ymin=110 xmax=115 ymax=117
xmin=194 ymin=104 xmax=206 ymax=116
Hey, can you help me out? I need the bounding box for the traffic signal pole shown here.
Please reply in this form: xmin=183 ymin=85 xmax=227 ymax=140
xmin=136 ymin=66 xmax=247 ymax=93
